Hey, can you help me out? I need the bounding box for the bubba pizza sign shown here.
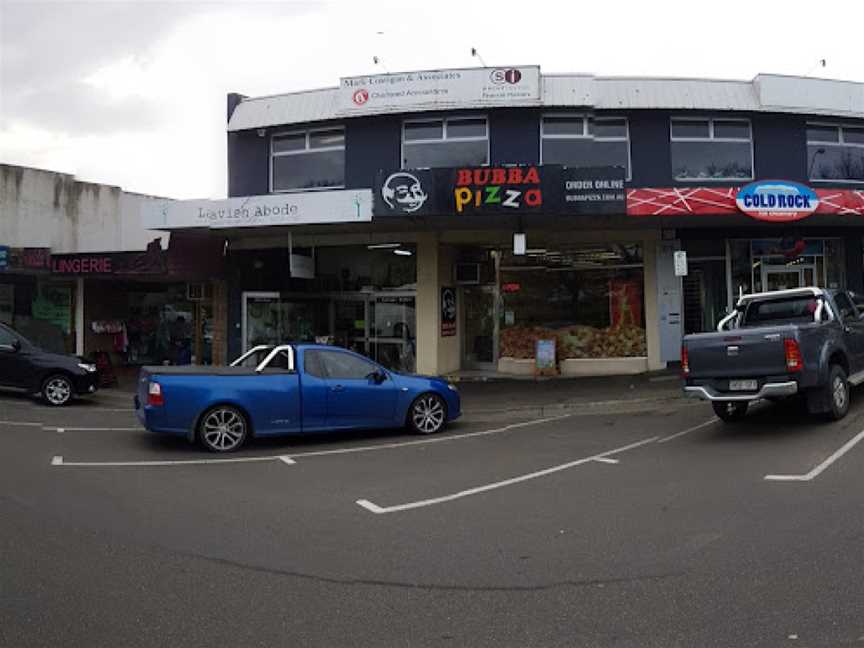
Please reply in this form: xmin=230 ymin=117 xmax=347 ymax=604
xmin=453 ymin=166 xmax=543 ymax=214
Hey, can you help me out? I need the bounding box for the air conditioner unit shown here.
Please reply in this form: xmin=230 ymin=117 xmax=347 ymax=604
xmin=187 ymin=283 xmax=206 ymax=301
xmin=454 ymin=263 xmax=480 ymax=285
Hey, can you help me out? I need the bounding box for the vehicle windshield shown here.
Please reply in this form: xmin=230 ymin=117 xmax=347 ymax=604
xmin=740 ymin=296 xmax=821 ymax=327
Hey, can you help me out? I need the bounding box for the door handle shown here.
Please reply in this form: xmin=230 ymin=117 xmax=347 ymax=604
xmin=330 ymin=385 xmax=345 ymax=392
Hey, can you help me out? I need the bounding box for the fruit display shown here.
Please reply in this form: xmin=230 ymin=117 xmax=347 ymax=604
xmin=500 ymin=324 xmax=646 ymax=360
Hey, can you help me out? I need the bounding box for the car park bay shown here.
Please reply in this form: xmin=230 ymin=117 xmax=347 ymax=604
xmin=6 ymin=381 xmax=864 ymax=647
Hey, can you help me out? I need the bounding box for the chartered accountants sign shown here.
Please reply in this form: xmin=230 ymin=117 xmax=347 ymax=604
xmin=338 ymin=66 xmax=541 ymax=115
xmin=144 ymin=189 xmax=373 ymax=230
xmin=373 ymin=165 xmax=625 ymax=217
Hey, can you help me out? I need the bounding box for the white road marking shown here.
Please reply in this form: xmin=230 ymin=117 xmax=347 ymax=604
xmin=0 ymin=420 xmax=43 ymax=427
xmin=656 ymin=418 xmax=718 ymax=443
xmin=50 ymin=454 xmax=294 ymax=468
xmin=278 ymin=456 xmax=296 ymax=465
xmin=355 ymin=436 xmax=659 ymax=514
xmin=765 ymin=429 xmax=864 ymax=482
xmin=591 ymin=457 xmax=619 ymax=464
xmin=57 ymin=427 xmax=64 ymax=434
xmin=43 ymin=426 xmax=143 ymax=432
xmin=51 ymin=413 xmax=581 ymax=468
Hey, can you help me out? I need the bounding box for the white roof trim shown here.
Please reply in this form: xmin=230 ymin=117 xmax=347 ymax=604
xmin=228 ymin=72 xmax=864 ymax=132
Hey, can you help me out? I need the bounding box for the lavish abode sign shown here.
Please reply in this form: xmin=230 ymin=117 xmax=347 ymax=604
xmin=373 ymin=165 xmax=626 ymax=217
xmin=338 ymin=66 xmax=541 ymax=114
xmin=144 ymin=190 xmax=373 ymax=230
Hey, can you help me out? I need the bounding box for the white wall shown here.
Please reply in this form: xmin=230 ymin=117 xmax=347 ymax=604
xmin=0 ymin=164 xmax=169 ymax=253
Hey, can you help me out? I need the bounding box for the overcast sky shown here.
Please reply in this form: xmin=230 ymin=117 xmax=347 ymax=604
xmin=1 ymin=0 xmax=862 ymax=200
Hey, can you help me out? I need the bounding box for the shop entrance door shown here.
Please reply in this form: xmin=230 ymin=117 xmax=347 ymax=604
xmin=762 ymin=265 xmax=812 ymax=292
xmin=462 ymin=285 xmax=497 ymax=371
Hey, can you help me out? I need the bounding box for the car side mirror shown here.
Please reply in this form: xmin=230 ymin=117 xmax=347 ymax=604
xmin=12 ymin=340 xmax=20 ymax=351
xmin=368 ymin=370 xmax=387 ymax=384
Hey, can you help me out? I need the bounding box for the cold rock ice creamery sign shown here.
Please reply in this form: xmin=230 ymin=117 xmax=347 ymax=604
xmin=339 ymin=66 xmax=540 ymax=114
xmin=736 ymin=180 xmax=819 ymax=222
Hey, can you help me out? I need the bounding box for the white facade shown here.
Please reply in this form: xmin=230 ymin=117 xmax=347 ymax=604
xmin=0 ymin=164 xmax=169 ymax=253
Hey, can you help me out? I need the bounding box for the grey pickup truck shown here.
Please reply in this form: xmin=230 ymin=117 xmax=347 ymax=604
xmin=682 ymin=287 xmax=864 ymax=422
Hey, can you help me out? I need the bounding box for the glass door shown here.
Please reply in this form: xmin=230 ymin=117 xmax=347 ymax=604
xmin=242 ymin=292 xmax=282 ymax=351
xmin=333 ymin=298 xmax=368 ymax=356
xmin=369 ymin=294 xmax=416 ymax=373
xmin=762 ymin=266 xmax=804 ymax=292
xmin=463 ymin=285 xmax=497 ymax=370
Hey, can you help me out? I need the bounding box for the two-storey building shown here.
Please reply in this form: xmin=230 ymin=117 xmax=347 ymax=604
xmin=148 ymin=67 xmax=864 ymax=377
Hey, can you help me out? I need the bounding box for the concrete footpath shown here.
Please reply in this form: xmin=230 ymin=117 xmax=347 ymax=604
xmin=100 ymin=370 xmax=687 ymax=424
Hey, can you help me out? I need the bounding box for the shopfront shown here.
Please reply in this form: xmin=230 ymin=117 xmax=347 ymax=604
xmin=235 ymin=242 xmax=418 ymax=372
xmin=0 ymin=247 xmax=75 ymax=353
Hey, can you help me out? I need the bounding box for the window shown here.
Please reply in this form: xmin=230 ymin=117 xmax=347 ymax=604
xmin=303 ymin=350 xmax=327 ymax=378
xmin=320 ymin=350 xmax=378 ymax=380
xmin=670 ymin=117 xmax=753 ymax=181
xmin=833 ymin=293 xmax=858 ymax=321
xmin=0 ymin=325 xmax=17 ymax=347
xmin=402 ymin=117 xmax=488 ymax=168
xmin=271 ymin=127 xmax=345 ymax=192
xmin=499 ymin=244 xmax=646 ymax=360
xmin=807 ymin=123 xmax=864 ymax=182
xmin=742 ymin=296 xmax=821 ymax=327
xmin=541 ymin=115 xmax=631 ymax=178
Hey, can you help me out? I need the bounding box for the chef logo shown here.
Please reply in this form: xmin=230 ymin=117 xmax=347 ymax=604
xmin=381 ymin=172 xmax=428 ymax=214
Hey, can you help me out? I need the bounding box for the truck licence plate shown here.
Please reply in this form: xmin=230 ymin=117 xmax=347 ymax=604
xmin=729 ymin=379 xmax=758 ymax=391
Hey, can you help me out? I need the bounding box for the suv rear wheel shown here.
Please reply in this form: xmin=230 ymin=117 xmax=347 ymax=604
xmin=826 ymin=364 xmax=850 ymax=421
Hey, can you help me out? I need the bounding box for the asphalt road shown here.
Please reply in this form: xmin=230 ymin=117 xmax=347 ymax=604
xmin=3 ymin=387 xmax=864 ymax=647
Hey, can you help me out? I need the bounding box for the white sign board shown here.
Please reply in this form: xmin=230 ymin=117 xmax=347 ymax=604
xmin=673 ymin=250 xmax=688 ymax=277
xmin=513 ymin=233 xmax=526 ymax=256
xmin=290 ymin=253 xmax=315 ymax=279
xmin=338 ymin=66 xmax=540 ymax=114
xmin=144 ymin=190 xmax=373 ymax=231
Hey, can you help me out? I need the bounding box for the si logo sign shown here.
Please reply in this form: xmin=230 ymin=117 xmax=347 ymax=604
xmin=735 ymin=181 xmax=819 ymax=223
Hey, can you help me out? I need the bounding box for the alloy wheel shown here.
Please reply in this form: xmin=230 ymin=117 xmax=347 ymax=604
xmin=412 ymin=395 xmax=445 ymax=434
xmin=833 ymin=376 xmax=848 ymax=410
xmin=45 ymin=377 xmax=72 ymax=406
xmin=201 ymin=408 xmax=247 ymax=451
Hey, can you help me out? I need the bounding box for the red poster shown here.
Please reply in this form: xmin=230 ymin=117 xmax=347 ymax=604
xmin=609 ymin=280 xmax=643 ymax=328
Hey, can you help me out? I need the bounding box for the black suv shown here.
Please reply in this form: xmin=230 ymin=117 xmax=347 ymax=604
xmin=0 ymin=323 xmax=99 ymax=406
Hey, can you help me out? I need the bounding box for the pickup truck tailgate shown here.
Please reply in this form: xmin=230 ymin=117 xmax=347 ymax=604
xmin=684 ymin=326 xmax=796 ymax=378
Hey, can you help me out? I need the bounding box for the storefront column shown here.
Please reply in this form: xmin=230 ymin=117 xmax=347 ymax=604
xmin=644 ymin=240 xmax=664 ymax=372
xmin=75 ymin=277 xmax=85 ymax=356
xmin=415 ymin=232 xmax=440 ymax=375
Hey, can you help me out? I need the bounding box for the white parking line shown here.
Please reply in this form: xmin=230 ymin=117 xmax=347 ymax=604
xmin=50 ymin=413 xmax=580 ymax=468
xmin=44 ymin=426 xmax=143 ymax=432
xmin=355 ymin=436 xmax=659 ymax=514
xmin=0 ymin=420 xmax=43 ymax=427
xmin=51 ymin=454 xmax=297 ymax=468
xmin=656 ymin=418 xmax=718 ymax=443
xmin=765 ymin=429 xmax=864 ymax=482
xmin=591 ymin=457 xmax=619 ymax=464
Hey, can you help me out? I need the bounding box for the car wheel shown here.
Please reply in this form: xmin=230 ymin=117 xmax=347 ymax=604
xmin=826 ymin=364 xmax=850 ymax=421
xmin=712 ymin=401 xmax=748 ymax=422
xmin=198 ymin=405 xmax=248 ymax=452
xmin=42 ymin=374 xmax=73 ymax=407
xmin=408 ymin=393 xmax=447 ymax=435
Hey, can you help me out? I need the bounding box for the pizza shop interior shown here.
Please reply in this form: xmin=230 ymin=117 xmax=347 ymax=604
xmin=453 ymin=235 xmax=653 ymax=376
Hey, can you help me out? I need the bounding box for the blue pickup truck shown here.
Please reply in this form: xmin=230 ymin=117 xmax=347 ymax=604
xmin=135 ymin=344 xmax=461 ymax=452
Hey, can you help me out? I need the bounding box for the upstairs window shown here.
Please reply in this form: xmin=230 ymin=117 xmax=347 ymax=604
xmin=807 ymin=123 xmax=864 ymax=182
xmin=402 ymin=117 xmax=488 ymax=168
xmin=271 ymin=127 xmax=345 ymax=192
xmin=541 ymin=115 xmax=631 ymax=178
xmin=670 ymin=118 xmax=753 ymax=181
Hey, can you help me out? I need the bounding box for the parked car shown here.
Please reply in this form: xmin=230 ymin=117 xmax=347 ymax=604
xmin=682 ymin=287 xmax=864 ymax=422
xmin=0 ymin=322 xmax=99 ymax=406
xmin=134 ymin=344 xmax=462 ymax=452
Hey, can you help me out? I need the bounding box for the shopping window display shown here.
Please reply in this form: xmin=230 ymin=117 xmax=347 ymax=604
xmin=499 ymin=244 xmax=646 ymax=361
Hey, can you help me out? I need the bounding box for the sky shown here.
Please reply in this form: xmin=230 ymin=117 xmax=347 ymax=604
xmin=1 ymin=0 xmax=863 ymax=200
